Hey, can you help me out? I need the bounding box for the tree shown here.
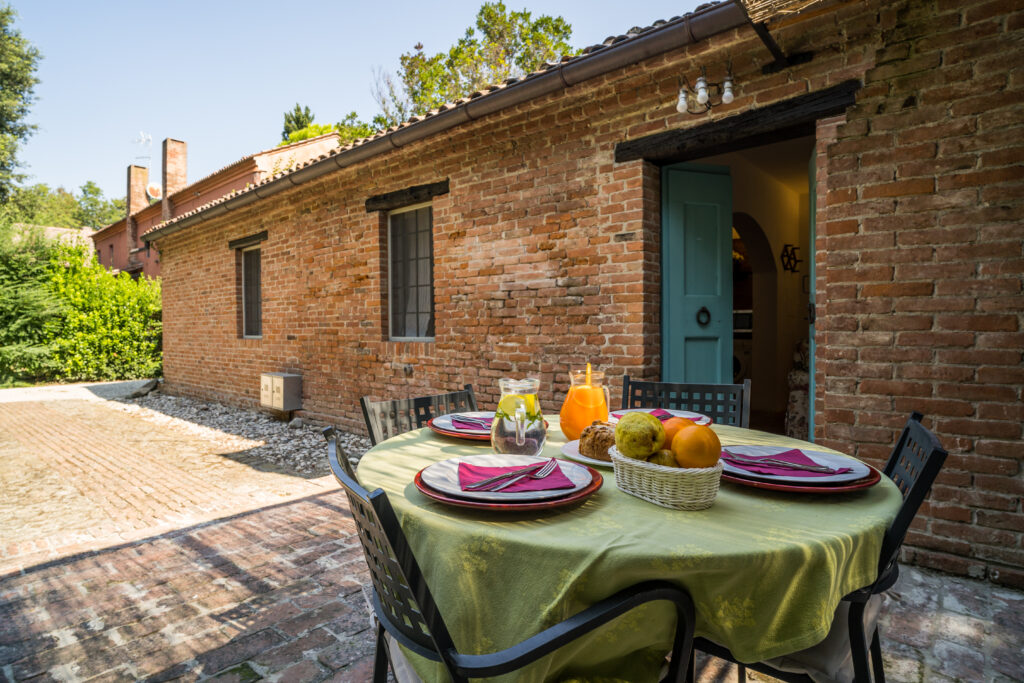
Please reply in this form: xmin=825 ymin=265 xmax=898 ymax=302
xmin=282 ymin=104 xmax=315 ymax=141
xmin=74 ymin=181 xmax=125 ymax=228
xmin=0 ymin=5 xmax=41 ymax=203
xmin=373 ymin=2 xmax=575 ymax=128
xmin=279 ymin=112 xmax=377 ymax=147
xmin=0 ymin=181 xmax=124 ymax=229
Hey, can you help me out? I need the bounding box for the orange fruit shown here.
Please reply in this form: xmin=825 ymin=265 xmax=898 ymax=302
xmin=670 ymin=424 xmax=722 ymax=469
xmin=661 ymin=417 xmax=692 ymax=447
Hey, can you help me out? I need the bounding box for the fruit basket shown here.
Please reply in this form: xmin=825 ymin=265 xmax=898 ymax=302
xmin=609 ymin=446 xmax=723 ymax=510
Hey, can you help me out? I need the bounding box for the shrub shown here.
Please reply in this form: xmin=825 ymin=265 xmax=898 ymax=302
xmin=47 ymin=243 xmax=162 ymax=381
xmin=0 ymin=222 xmax=62 ymax=384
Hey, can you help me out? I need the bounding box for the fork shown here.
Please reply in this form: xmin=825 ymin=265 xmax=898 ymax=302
xmin=723 ymin=452 xmax=838 ymax=474
xmin=488 ymin=459 xmax=558 ymax=492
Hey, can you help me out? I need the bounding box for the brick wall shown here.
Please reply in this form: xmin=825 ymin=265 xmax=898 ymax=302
xmin=813 ymin=0 xmax=1024 ymax=586
xmin=155 ymin=0 xmax=1023 ymax=586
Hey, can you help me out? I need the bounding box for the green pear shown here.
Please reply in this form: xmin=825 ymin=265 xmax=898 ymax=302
xmin=648 ymin=450 xmax=679 ymax=468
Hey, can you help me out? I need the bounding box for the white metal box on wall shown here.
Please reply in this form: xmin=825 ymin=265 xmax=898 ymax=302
xmin=260 ymin=373 xmax=302 ymax=411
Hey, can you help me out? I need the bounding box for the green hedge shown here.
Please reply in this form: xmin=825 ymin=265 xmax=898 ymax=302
xmin=0 ymin=224 xmax=162 ymax=385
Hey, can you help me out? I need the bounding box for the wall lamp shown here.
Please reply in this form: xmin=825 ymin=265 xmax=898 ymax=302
xmin=676 ymin=65 xmax=736 ymax=114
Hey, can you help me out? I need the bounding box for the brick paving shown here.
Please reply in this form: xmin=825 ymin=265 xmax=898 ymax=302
xmin=1 ymin=383 xmax=1022 ymax=682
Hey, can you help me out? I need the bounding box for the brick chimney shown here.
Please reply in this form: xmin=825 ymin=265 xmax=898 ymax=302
xmin=126 ymin=165 xmax=148 ymax=251
xmin=161 ymin=138 xmax=187 ymax=220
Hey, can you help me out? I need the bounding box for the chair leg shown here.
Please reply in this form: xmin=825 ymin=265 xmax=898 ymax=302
xmin=685 ymin=648 xmax=695 ymax=683
xmin=373 ymin=622 xmax=391 ymax=683
xmin=870 ymin=627 xmax=886 ymax=683
xmin=737 ymin=663 xmax=746 ymax=682
xmin=847 ymin=600 xmax=872 ymax=682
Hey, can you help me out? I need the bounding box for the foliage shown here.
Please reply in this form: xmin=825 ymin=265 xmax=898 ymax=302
xmin=372 ymin=2 xmax=575 ymax=128
xmin=74 ymin=180 xmax=125 ymax=228
xmin=0 ymin=5 xmax=41 ymax=203
xmin=282 ymin=103 xmax=315 ymax=141
xmin=0 ymin=221 xmax=61 ymax=384
xmin=0 ymin=181 xmax=124 ymax=228
xmin=47 ymin=243 xmax=162 ymax=381
xmin=0 ymin=220 xmax=162 ymax=385
xmin=279 ymin=112 xmax=377 ymax=147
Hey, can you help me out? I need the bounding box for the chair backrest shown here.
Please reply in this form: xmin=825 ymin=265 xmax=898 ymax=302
xmin=620 ymin=376 xmax=751 ymax=428
xmin=326 ymin=443 xmax=458 ymax=674
xmin=878 ymin=411 xmax=948 ymax=576
xmin=361 ymin=384 xmax=478 ymax=445
xmin=322 ymin=426 xmax=358 ymax=481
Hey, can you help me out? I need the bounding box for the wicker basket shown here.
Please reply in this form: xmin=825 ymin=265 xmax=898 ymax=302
xmin=610 ymin=446 xmax=723 ymax=510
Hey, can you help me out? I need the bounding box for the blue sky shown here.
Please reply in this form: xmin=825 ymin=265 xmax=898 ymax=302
xmin=13 ymin=0 xmax=703 ymax=200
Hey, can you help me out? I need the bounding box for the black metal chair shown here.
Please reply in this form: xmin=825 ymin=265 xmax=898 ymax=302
xmin=322 ymin=426 xmax=358 ymax=481
xmin=694 ymin=412 xmax=948 ymax=683
xmin=360 ymin=384 xmax=477 ymax=446
xmin=326 ymin=444 xmax=697 ymax=683
xmin=621 ymin=376 xmax=752 ymax=428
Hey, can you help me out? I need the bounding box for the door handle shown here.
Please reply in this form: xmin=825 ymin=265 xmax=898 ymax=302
xmin=696 ymin=306 xmax=711 ymax=326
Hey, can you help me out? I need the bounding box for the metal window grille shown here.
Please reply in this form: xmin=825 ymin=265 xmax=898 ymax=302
xmin=389 ymin=205 xmax=434 ymax=340
xmin=242 ymin=247 xmax=262 ymax=337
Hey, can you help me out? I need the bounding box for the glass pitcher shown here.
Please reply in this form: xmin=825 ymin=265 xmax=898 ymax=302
xmin=491 ymin=378 xmax=546 ymax=456
xmin=559 ymin=364 xmax=610 ymax=441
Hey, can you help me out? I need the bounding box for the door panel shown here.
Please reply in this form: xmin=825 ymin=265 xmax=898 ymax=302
xmin=808 ymin=151 xmax=817 ymax=441
xmin=662 ymin=164 xmax=733 ymax=384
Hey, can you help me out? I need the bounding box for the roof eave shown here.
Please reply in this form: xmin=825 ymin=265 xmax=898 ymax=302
xmin=143 ymin=1 xmax=746 ymax=245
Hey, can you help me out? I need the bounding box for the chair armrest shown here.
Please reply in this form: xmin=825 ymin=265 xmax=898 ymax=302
xmin=448 ymin=580 xmax=694 ymax=678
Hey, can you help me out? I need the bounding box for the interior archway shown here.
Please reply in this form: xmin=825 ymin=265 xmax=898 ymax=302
xmin=732 ymin=212 xmax=778 ymax=431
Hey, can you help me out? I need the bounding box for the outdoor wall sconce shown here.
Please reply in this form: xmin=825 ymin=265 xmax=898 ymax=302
xmin=780 ymin=244 xmax=802 ymax=273
xmin=676 ymin=65 xmax=735 ymax=114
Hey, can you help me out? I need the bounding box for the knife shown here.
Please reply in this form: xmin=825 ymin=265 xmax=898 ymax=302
xmin=723 ymin=453 xmax=838 ymax=474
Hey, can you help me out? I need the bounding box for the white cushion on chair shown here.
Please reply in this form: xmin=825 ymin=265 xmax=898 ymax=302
xmin=763 ymin=594 xmax=883 ymax=683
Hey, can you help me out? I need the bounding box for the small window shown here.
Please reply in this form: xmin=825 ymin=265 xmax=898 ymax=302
xmin=388 ymin=204 xmax=434 ymax=340
xmin=108 ymin=244 xmax=113 ymax=264
xmin=242 ymin=246 xmax=262 ymax=338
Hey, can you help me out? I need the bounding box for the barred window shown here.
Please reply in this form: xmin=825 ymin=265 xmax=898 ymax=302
xmin=388 ymin=204 xmax=434 ymax=340
xmin=242 ymin=246 xmax=262 ymax=338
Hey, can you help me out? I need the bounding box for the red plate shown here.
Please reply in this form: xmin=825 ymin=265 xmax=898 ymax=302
xmin=413 ymin=465 xmax=603 ymax=510
xmin=427 ymin=418 xmax=491 ymax=441
xmin=426 ymin=419 xmax=549 ymax=442
xmin=721 ymin=465 xmax=882 ymax=494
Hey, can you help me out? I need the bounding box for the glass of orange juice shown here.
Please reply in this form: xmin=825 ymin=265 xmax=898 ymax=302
xmin=559 ymin=364 xmax=611 ymax=441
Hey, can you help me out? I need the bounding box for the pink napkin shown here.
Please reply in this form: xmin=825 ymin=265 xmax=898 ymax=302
xmin=458 ymin=460 xmax=575 ymax=492
xmin=721 ymin=448 xmax=852 ymax=478
xmin=612 ymin=409 xmax=679 ymax=422
xmin=451 ymin=417 xmax=493 ymax=431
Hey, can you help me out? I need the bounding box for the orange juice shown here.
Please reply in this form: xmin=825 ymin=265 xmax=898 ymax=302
xmin=559 ymin=364 xmax=611 ymax=441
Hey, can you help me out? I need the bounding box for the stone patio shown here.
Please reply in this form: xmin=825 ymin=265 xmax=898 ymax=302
xmin=1 ymin=383 xmax=1020 ymax=681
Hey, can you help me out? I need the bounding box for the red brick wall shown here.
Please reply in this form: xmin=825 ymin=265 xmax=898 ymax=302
xmin=155 ymin=0 xmax=1023 ymax=586
xmin=813 ymin=0 xmax=1024 ymax=586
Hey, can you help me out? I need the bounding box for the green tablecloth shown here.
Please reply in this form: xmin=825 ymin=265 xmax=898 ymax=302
xmin=357 ymin=419 xmax=903 ymax=683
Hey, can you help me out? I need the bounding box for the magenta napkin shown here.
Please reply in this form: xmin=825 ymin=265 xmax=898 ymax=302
xmin=721 ymin=448 xmax=852 ymax=478
xmin=451 ymin=417 xmax=493 ymax=431
xmin=612 ymin=409 xmax=681 ymax=422
xmin=458 ymin=461 xmax=575 ymax=492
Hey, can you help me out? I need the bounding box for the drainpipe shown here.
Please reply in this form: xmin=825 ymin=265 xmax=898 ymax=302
xmin=143 ymin=1 xmax=746 ymax=245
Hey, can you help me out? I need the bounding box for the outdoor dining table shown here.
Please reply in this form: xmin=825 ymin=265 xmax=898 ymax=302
xmin=356 ymin=417 xmax=904 ymax=683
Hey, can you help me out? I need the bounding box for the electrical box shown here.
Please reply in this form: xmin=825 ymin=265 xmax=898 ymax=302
xmin=260 ymin=373 xmax=302 ymax=411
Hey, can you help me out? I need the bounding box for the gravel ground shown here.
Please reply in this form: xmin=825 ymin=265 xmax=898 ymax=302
xmin=110 ymin=388 xmax=372 ymax=477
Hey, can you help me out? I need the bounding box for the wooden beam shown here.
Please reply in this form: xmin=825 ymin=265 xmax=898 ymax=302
xmin=615 ymin=80 xmax=860 ymax=164
xmin=228 ymin=231 xmax=268 ymax=250
xmin=365 ymin=179 xmax=450 ymax=213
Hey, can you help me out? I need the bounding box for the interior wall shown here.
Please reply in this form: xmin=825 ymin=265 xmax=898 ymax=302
xmin=700 ymin=148 xmax=809 ymax=416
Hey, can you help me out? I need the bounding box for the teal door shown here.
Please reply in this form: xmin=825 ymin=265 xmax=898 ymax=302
xmin=662 ymin=164 xmax=733 ymax=383
xmin=808 ymin=152 xmax=817 ymax=441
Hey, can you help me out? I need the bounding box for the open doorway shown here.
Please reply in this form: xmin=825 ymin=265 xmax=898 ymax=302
xmin=661 ymin=136 xmax=814 ymax=434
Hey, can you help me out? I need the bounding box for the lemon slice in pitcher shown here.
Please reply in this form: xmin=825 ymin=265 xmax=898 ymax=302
xmin=497 ymin=393 xmax=539 ymax=418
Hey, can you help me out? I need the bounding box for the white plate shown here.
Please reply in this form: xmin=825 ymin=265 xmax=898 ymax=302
xmin=609 ymin=408 xmax=712 ymax=426
xmin=431 ymin=411 xmax=494 ymax=435
xmin=560 ymin=440 xmax=614 ymax=468
xmin=420 ymin=455 xmax=593 ymax=502
xmin=720 ymin=446 xmax=870 ymax=484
